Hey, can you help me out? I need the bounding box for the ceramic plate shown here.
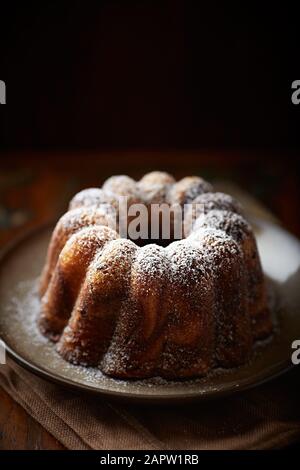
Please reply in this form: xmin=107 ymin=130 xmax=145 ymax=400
xmin=0 ymin=220 xmax=300 ymax=403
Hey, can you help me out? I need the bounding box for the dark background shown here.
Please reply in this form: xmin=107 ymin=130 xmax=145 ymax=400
xmin=0 ymin=1 xmax=298 ymax=151
xmin=0 ymin=1 xmax=299 ymax=236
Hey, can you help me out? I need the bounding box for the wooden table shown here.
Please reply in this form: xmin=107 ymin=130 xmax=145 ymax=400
xmin=0 ymin=387 xmax=64 ymax=450
xmin=0 ymin=152 xmax=299 ymax=449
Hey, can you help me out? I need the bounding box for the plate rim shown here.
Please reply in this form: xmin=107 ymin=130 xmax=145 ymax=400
xmin=3 ymin=340 xmax=295 ymax=404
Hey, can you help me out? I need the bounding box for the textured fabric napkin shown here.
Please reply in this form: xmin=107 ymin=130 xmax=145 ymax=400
xmin=0 ymin=181 xmax=299 ymax=450
xmin=0 ymin=358 xmax=300 ymax=450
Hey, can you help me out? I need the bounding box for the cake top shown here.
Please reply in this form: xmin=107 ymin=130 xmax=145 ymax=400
xmin=68 ymin=171 xmax=245 ymax=247
xmin=60 ymin=172 xmax=250 ymax=290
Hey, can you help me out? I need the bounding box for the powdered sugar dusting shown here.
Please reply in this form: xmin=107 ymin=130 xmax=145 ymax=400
xmin=0 ymin=276 xmax=278 ymax=394
xmin=194 ymin=210 xmax=252 ymax=243
xmin=37 ymin=172 xmax=274 ymax=381
xmin=192 ymin=192 xmax=244 ymax=215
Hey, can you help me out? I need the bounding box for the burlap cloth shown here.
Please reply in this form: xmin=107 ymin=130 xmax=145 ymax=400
xmin=0 ymin=181 xmax=300 ymax=450
xmin=0 ymin=357 xmax=299 ymax=450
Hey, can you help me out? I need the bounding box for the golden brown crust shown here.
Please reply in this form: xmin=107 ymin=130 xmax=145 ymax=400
xmin=57 ymin=239 xmax=137 ymax=366
xmin=194 ymin=210 xmax=272 ymax=339
xmin=167 ymin=176 xmax=213 ymax=205
xmin=39 ymin=207 xmax=116 ymax=296
xmin=191 ymin=230 xmax=253 ymax=366
xmin=39 ymin=226 xmax=119 ymax=341
xmin=39 ymin=172 xmax=272 ymax=380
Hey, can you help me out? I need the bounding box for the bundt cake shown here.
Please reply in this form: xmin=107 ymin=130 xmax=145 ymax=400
xmin=39 ymin=171 xmax=272 ymax=379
